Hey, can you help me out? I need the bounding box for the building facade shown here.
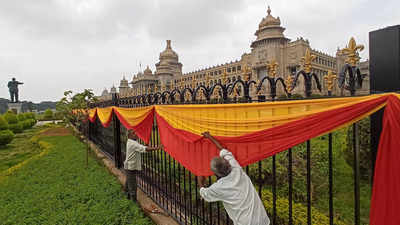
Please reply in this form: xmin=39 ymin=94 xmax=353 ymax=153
xmin=100 ymin=6 xmax=369 ymax=100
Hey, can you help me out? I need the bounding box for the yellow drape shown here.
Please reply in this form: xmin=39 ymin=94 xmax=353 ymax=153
xmin=113 ymin=106 xmax=153 ymax=127
xmin=96 ymin=107 xmax=113 ymax=124
xmin=155 ymin=94 xmax=388 ymax=137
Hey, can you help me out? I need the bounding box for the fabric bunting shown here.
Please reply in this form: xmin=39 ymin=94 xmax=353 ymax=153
xmin=88 ymin=106 xmax=154 ymax=144
xmin=87 ymin=93 xmax=400 ymax=225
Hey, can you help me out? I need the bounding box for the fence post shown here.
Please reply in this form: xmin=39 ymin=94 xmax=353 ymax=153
xmin=112 ymin=93 xmax=122 ymax=168
xmin=369 ymin=26 xmax=400 ymax=184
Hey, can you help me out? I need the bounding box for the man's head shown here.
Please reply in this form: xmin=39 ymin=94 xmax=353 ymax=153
xmin=12 ymin=78 xmax=15 ymax=81
xmin=210 ymin=157 xmax=232 ymax=178
xmin=128 ymin=130 xmax=138 ymax=140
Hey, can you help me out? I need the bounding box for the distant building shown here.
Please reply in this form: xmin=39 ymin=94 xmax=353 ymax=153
xmin=101 ymin=6 xmax=369 ymax=99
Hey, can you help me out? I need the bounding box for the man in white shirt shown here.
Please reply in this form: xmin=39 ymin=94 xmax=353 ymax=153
xmin=198 ymin=131 xmax=270 ymax=225
xmin=124 ymin=130 xmax=161 ymax=201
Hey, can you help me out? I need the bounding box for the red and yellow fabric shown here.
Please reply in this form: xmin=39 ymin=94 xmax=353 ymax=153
xmin=155 ymin=94 xmax=388 ymax=176
xmin=88 ymin=106 xmax=154 ymax=144
xmin=113 ymin=106 xmax=154 ymax=144
xmin=88 ymin=108 xmax=97 ymax=122
xmin=96 ymin=107 xmax=114 ymax=127
xmin=155 ymin=94 xmax=385 ymax=137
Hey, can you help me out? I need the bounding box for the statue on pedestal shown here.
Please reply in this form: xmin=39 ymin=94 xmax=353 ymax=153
xmin=7 ymin=78 xmax=23 ymax=103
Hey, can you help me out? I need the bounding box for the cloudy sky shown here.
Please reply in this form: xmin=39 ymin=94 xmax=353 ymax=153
xmin=0 ymin=0 xmax=398 ymax=102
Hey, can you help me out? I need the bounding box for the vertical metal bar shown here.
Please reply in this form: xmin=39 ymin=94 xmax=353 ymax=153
xmin=195 ymin=177 xmax=199 ymax=225
xmin=201 ymin=197 xmax=205 ymax=225
xmin=169 ymin=155 xmax=172 ymax=214
xmin=112 ymin=114 xmax=121 ymax=168
xmin=189 ymin=172 xmax=193 ymax=225
xmin=288 ymin=148 xmax=293 ymax=225
xmin=173 ymin=159 xmax=177 ymax=219
xmin=258 ymin=160 xmax=262 ymax=197
xmin=353 ymin=123 xmax=360 ymax=225
xmin=272 ymin=155 xmax=277 ymax=225
xmin=307 ymin=140 xmax=311 ymax=225
xmin=183 ymin=168 xmax=187 ymax=225
xmin=217 ymin=202 xmax=221 ymax=225
xmin=178 ymin=163 xmax=182 ymax=222
xmin=208 ymin=177 xmax=212 ymax=225
xmin=164 ymin=151 xmax=168 ymax=211
xmin=328 ymin=133 xmax=334 ymax=225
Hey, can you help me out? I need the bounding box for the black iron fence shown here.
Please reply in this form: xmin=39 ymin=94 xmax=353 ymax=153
xmin=83 ymin=61 xmax=378 ymax=225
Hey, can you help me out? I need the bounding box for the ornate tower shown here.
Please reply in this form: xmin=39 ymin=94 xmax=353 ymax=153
xmin=119 ymin=76 xmax=130 ymax=95
xmin=250 ymin=6 xmax=290 ymax=79
xmin=155 ymin=40 xmax=183 ymax=88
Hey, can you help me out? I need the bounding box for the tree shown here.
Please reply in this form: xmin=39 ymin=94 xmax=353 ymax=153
xmin=56 ymin=89 xmax=97 ymax=168
xmin=43 ymin=109 xmax=54 ymax=120
xmin=56 ymin=89 xmax=97 ymax=125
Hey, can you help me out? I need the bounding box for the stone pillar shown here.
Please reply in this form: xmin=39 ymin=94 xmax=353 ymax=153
xmin=8 ymin=103 xmax=23 ymax=114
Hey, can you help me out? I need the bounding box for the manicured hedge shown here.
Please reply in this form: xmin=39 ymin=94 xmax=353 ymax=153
xmin=16 ymin=114 xmax=26 ymax=122
xmin=0 ymin=116 xmax=8 ymax=130
xmin=4 ymin=112 xmax=18 ymax=124
xmin=0 ymin=130 xmax=14 ymax=146
xmin=8 ymin=123 xmax=23 ymax=134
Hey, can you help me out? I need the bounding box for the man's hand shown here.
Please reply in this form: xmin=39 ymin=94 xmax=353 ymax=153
xmin=202 ymin=131 xmax=211 ymax=138
xmin=197 ymin=176 xmax=206 ymax=188
xmin=201 ymin=131 xmax=224 ymax=150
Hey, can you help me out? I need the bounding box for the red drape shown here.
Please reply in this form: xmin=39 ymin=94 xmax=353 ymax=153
xmin=370 ymin=95 xmax=400 ymax=225
xmin=156 ymin=95 xmax=387 ymax=176
xmin=113 ymin=108 xmax=154 ymax=144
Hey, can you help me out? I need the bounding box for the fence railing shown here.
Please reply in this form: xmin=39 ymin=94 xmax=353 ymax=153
xmin=83 ymin=59 xmax=378 ymax=225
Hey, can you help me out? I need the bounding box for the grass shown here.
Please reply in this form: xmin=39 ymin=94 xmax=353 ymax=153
xmin=0 ymin=126 xmax=45 ymax=172
xmin=0 ymin=127 xmax=154 ymax=225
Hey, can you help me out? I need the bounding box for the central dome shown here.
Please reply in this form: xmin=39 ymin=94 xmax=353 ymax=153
xmin=160 ymin=40 xmax=178 ymax=60
xmin=258 ymin=6 xmax=281 ymax=29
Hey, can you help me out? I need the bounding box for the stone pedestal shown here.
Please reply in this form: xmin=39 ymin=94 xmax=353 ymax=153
xmin=7 ymin=103 xmax=23 ymax=114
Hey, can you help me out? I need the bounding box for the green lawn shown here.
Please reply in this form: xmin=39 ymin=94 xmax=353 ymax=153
xmin=0 ymin=128 xmax=154 ymax=225
xmin=0 ymin=126 xmax=44 ymax=172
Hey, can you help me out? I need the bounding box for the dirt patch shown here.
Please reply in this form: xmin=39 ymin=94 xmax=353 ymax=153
xmin=39 ymin=128 xmax=71 ymax=137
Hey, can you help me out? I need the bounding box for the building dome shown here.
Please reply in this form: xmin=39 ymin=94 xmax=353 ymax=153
xmin=251 ymin=6 xmax=288 ymax=48
xmin=259 ymin=6 xmax=281 ymax=29
xmin=119 ymin=76 xmax=129 ymax=88
xmin=144 ymin=66 xmax=152 ymax=75
xmin=159 ymin=40 xmax=178 ymax=60
xmin=101 ymin=88 xmax=109 ymax=96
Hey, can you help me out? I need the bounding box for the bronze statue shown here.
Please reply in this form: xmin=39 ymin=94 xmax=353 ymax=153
xmin=8 ymin=78 xmax=23 ymax=103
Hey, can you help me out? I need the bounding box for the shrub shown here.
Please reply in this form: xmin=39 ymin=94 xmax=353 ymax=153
xmin=21 ymin=120 xmax=32 ymax=130
xmin=9 ymin=123 xmax=23 ymax=134
xmin=43 ymin=109 xmax=54 ymax=121
xmin=261 ymin=190 xmax=347 ymax=225
xmin=17 ymin=114 xmax=26 ymax=122
xmin=0 ymin=116 xmax=8 ymax=130
xmin=0 ymin=130 xmax=14 ymax=146
xmin=29 ymin=119 xmax=36 ymax=127
xmin=23 ymin=112 xmax=35 ymax=120
xmin=4 ymin=112 xmax=18 ymax=124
